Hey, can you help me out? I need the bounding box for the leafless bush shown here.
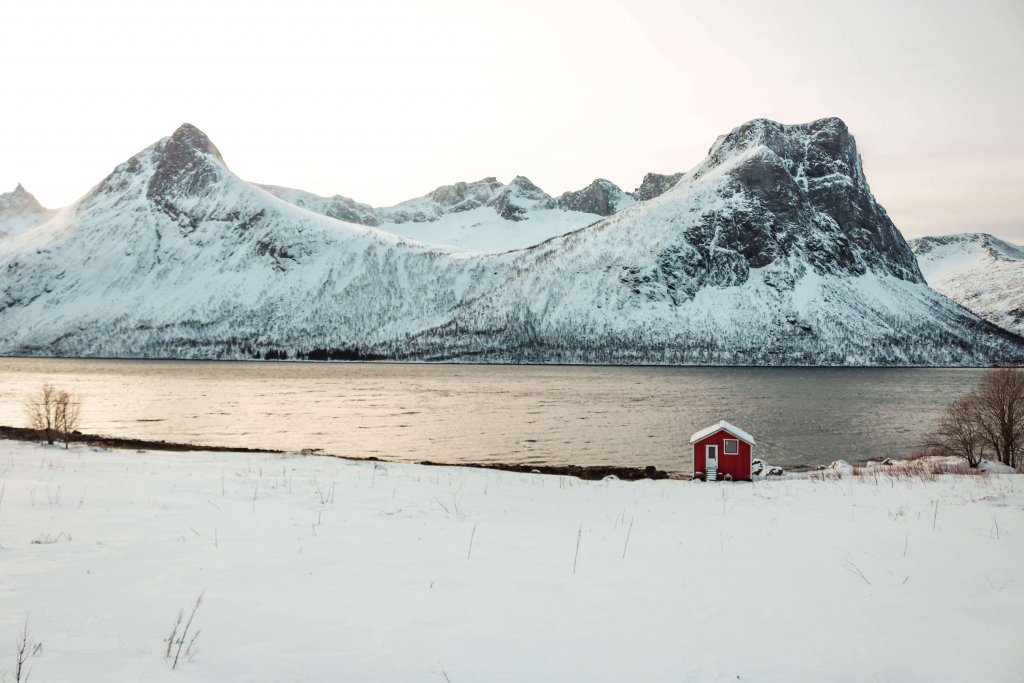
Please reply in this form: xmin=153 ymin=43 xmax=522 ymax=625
xmin=25 ymin=384 xmax=58 ymax=445
xmin=54 ymin=390 xmax=81 ymax=450
xmin=24 ymin=385 xmax=81 ymax=448
xmin=925 ymin=397 xmax=987 ymax=467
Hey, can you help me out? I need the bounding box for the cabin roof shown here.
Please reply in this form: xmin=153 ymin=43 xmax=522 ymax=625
xmin=689 ymin=420 xmax=756 ymax=446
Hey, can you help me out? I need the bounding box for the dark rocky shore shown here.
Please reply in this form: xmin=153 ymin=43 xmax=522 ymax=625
xmin=0 ymin=426 xmax=672 ymax=481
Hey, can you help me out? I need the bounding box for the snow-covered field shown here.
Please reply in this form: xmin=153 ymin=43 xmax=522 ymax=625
xmin=2 ymin=441 xmax=1022 ymax=682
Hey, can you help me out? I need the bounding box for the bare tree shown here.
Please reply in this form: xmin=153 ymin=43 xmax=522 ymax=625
xmin=24 ymin=385 xmax=82 ymax=448
xmin=24 ymin=384 xmax=58 ymax=445
xmin=928 ymin=395 xmax=987 ymax=467
xmin=54 ymin=390 xmax=81 ymax=450
xmin=973 ymin=367 xmax=1024 ymax=469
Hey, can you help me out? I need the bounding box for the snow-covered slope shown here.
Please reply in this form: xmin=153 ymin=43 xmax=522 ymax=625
xmin=911 ymin=233 xmax=1024 ymax=335
xmin=260 ymin=174 xmax=653 ymax=253
xmin=260 ymin=176 xmax=608 ymax=254
xmin=0 ymin=118 xmax=1021 ymax=365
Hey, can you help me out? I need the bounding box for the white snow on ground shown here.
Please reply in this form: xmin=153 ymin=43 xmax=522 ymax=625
xmin=2 ymin=441 xmax=1023 ymax=682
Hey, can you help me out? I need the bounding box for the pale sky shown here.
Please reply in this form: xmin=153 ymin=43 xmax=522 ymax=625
xmin=3 ymin=0 xmax=1022 ymax=240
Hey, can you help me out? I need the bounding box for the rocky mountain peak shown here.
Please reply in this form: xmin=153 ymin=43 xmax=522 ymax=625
xmin=630 ymin=172 xmax=683 ymax=202
xmin=427 ymin=177 xmax=504 ymax=209
xmin=147 ymin=123 xmax=227 ymax=203
xmin=683 ymin=116 xmax=923 ymax=283
xmin=554 ymin=178 xmax=630 ymax=216
xmin=167 ymin=123 xmax=224 ymax=163
xmin=505 ymin=176 xmax=547 ymax=196
xmin=701 ymin=118 xmax=858 ymax=181
xmin=489 ymin=176 xmax=551 ymax=221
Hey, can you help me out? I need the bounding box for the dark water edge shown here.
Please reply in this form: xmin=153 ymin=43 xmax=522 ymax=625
xmin=0 ymin=426 xmax=675 ymax=481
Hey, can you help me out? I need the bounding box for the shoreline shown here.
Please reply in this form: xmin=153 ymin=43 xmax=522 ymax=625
xmin=0 ymin=425 xmax=673 ymax=481
xmin=0 ymin=354 xmax=1009 ymax=369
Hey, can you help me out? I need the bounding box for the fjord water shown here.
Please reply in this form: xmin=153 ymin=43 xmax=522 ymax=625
xmin=0 ymin=358 xmax=981 ymax=473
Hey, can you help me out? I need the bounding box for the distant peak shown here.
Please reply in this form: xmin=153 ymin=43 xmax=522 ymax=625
xmin=1 ymin=182 xmax=45 ymax=211
xmin=504 ymin=176 xmax=549 ymax=198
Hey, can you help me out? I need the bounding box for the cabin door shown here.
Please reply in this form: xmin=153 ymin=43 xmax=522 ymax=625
xmin=706 ymin=445 xmax=719 ymax=480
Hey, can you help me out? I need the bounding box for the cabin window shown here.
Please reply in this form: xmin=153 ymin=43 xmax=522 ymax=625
xmin=724 ymin=439 xmax=739 ymax=455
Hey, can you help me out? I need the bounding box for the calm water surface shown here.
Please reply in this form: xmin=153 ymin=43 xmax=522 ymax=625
xmin=0 ymin=359 xmax=982 ymax=474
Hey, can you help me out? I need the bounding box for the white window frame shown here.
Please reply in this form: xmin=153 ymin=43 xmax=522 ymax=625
xmin=723 ymin=439 xmax=739 ymax=455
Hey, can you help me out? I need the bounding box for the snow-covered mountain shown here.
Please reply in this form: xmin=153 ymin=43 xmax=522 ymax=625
xmin=1 ymin=118 xmax=1021 ymax=365
xmin=259 ymin=173 xmax=656 ymax=253
xmin=911 ymin=233 xmax=1024 ymax=336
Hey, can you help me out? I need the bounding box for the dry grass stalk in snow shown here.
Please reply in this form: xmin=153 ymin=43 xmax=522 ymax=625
xmin=165 ymin=592 xmax=203 ymax=669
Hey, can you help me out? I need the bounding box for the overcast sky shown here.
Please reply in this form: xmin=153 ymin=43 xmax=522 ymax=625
xmin=3 ymin=0 xmax=1022 ymax=240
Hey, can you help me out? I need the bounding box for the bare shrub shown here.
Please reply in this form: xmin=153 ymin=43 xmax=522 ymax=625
xmin=25 ymin=385 xmax=81 ymax=448
xmin=926 ymin=396 xmax=987 ymax=467
xmin=25 ymin=384 xmax=58 ymax=445
xmin=54 ymin=390 xmax=81 ymax=449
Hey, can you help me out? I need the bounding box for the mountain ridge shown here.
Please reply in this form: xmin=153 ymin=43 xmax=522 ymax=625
xmin=1 ymin=118 xmax=1021 ymax=365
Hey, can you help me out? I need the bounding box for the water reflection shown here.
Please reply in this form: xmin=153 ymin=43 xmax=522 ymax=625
xmin=0 ymin=358 xmax=980 ymax=473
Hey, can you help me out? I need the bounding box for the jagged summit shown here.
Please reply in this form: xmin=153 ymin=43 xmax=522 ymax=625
xmin=707 ymin=117 xmax=849 ymax=157
xmin=631 ymin=172 xmax=683 ymax=202
xmin=166 ymin=123 xmax=224 ymax=163
xmin=678 ymin=116 xmax=923 ymax=284
xmin=2 ymin=183 xmax=45 ymax=210
xmin=555 ymin=178 xmax=634 ymax=216
xmin=145 ymin=123 xmax=228 ymax=202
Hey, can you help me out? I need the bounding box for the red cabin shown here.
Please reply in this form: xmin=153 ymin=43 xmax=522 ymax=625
xmin=690 ymin=420 xmax=755 ymax=481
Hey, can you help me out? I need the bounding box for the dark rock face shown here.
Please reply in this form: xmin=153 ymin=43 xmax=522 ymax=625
xmin=695 ymin=118 xmax=924 ymax=284
xmin=489 ymin=176 xmax=551 ymax=221
xmin=147 ymin=123 xmax=225 ymax=203
xmin=428 ymin=177 xmax=503 ymax=211
xmin=555 ymin=179 xmax=627 ymax=216
xmin=630 ymin=172 xmax=683 ymax=201
xmin=319 ymin=197 xmax=381 ymax=227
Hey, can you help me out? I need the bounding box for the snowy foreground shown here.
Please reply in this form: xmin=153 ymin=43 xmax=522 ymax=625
xmin=2 ymin=442 xmax=1023 ymax=682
